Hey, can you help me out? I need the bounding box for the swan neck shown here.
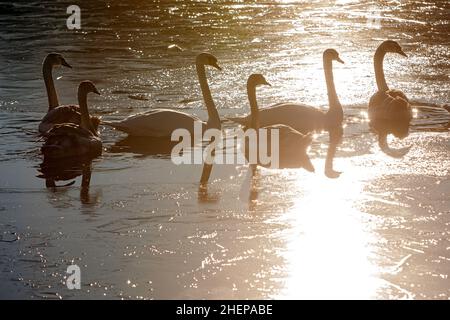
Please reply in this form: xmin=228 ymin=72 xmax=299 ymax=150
xmin=247 ymin=82 xmax=259 ymax=130
xmin=78 ymin=90 xmax=95 ymax=134
xmin=196 ymin=62 xmax=220 ymax=128
xmin=43 ymin=60 xmax=59 ymax=110
xmin=324 ymin=58 xmax=341 ymax=111
xmin=374 ymin=47 xmax=389 ymax=91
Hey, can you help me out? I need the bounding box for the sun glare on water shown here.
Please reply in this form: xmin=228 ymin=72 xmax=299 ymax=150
xmin=272 ymin=160 xmax=384 ymax=299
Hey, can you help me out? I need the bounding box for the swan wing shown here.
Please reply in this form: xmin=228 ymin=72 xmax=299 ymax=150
xmin=387 ymin=89 xmax=409 ymax=103
xmin=42 ymin=105 xmax=80 ymax=122
xmin=369 ymin=90 xmax=411 ymax=119
xmin=46 ymin=123 xmax=94 ymax=138
xmin=229 ymin=103 xmax=324 ymax=133
xmin=40 ymin=105 xmax=100 ymax=134
xmin=39 ymin=105 xmax=81 ymax=133
xmin=369 ymin=90 xmax=412 ymax=139
xmin=103 ymin=109 xmax=203 ymax=137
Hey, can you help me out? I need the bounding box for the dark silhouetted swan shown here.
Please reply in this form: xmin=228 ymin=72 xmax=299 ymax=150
xmin=102 ymin=53 xmax=222 ymax=137
xmin=39 ymin=53 xmax=100 ymax=134
xmin=244 ymin=74 xmax=314 ymax=172
xmin=41 ymin=81 xmax=102 ymax=159
xmin=229 ymin=49 xmax=344 ymax=178
xmin=368 ymin=40 xmax=413 ymax=158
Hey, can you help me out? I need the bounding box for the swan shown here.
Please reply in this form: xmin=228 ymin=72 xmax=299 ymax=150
xmin=368 ymin=40 xmax=413 ymax=158
xmin=102 ymin=52 xmax=222 ymax=137
xmin=244 ymin=74 xmax=314 ymax=172
xmin=228 ymin=49 xmax=344 ymax=178
xmin=38 ymin=156 xmax=92 ymax=189
xmin=39 ymin=53 xmax=100 ymax=134
xmin=41 ymin=81 xmax=102 ymax=159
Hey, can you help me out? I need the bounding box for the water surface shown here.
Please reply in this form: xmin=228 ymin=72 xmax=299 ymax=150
xmin=0 ymin=0 xmax=449 ymax=299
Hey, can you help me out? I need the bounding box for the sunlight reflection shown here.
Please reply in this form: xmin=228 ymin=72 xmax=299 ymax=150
xmin=335 ymin=0 xmax=359 ymax=5
xmin=274 ymin=160 xmax=383 ymax=299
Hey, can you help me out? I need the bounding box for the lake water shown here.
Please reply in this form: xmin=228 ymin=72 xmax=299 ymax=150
xmin=0 ymin=0 xmax=449 ymax=299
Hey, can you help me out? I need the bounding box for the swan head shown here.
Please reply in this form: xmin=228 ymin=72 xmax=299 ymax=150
xmin=323 ymin=49 xmax=344 ymax=64
xmin=247 ymin=74 xmax=271 ymax=88
xmin=196 ymin=53 xmax=222 ymax=70
xmin=79 ymin=80 xmax=101 ymax=96
xmin=44 ymin=53 xmax=72 ymax=68
xmin=380 ymin=40 xmax=407 ymax=57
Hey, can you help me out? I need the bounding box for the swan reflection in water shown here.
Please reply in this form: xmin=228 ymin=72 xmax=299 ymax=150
xmin=109 ymin=136 xmax=178 ymax=158
xmin=369 ymin=113 xmax=412 ymax=158
xmin=109 ymin=135 xmax=222 ymax=203
xmin=198 ymin=183 xmax=221 ymax=203
xmin=198 ymin=136 xmax=222 ymax=203
xmin=197 ymin=164 xmax=256 ymax=206
xmin=242 ymin=165 xmax=260 ymax=212
xmin=37 ymin=156 xmax=99 ymax=205
xmin=369 ymin=102 xmax=449 ymax=157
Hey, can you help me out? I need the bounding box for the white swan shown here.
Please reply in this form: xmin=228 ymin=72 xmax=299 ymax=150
xmin=102 ymin=53 xmax=222 ymax=137
xmin=229 ymin=49 xmax=344 ymax=178
xmin=41 ymin=81 xmax=102 ymax=159
xmin=39 ymin=53 xmax=100 ymax=134
xmin=244 ymin=74 xmax=314 ymax=171
xmin=368 ymin=40 xmax=413 ymax=158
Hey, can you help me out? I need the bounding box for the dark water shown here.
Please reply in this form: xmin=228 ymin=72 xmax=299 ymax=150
xmin=0 ymin=0 xmax=449 ymax=299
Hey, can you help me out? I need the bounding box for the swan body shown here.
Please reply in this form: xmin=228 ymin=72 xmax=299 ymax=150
xmin=103 ymin=53 xmax=222 ymax=137
xmin=230 ymin=49 xmax=344 ymax=178
xmin=42 ymin=81 xmax=102 ymax=159
xmin=39 ymin=53 xmax=100 ymax=134
xmin=368 ymin=40 xmax=413 ymax=157
xmin=244 ymin=74 xmax=314 ymax=171
xmin=369 ymin=89 xmax=411 ymax=138
xmin=102 ymin=109 xmax=204 ymax=137
xmin=229 ymin=103 xmax=325 ymax=133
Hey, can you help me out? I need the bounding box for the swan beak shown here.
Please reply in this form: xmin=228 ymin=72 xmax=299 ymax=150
xmin=264 ymin=80 xmax=272 ymax=87
xmin=93 ymin=88 xmax=101 ymax=95
xmin=399 ymin=49 xmax=408 ymax=57
xmin=61 ymin=59 xmax=72 ymax=68
xmin=212 ymin=62 xmax=222 ymax=71
xmin=336 ymin=57 xmax=345 ymax=64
